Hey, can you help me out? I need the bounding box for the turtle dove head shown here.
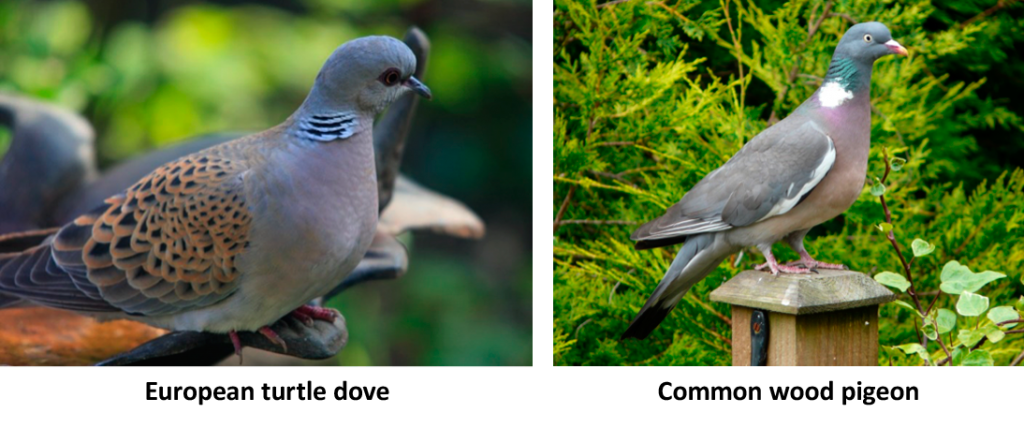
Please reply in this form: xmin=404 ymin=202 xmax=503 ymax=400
xmin=308 ymin=35 xmax=430 ymax=116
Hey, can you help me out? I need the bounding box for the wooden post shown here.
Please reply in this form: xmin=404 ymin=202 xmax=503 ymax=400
xmin=710 ymin=270 xmax=896 ymax=366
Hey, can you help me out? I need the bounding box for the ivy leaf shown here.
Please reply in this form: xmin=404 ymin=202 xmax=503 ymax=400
xmin=1015 ymin=296 xmax=1024 ymax=313
xmin=890 ymin=299 xmax=918 ymax=314
xmin=958 ymin=329 xmax=985 ymax=348
xmin=889 ymin=157 xmax=906 ymax=171
xmin=892 ymin=341 xmax=933 ymax=366
xmin=870 ymin=181 xmax=887 ymax=197
xmin=911 ymin=239 xmax=934 ymax=257
xmin=936 ymin=308 xmax=957 ymax=334
xmin=939 ymin=261 xmax=1005 ymax=294
xmin=956 ymin=292 xmax=989 ymax=317
xmin=922 ymin=323 xmax=938 ymax=340
xmin=875 ymin=271 xmax=910 ymax=292
xmin=983 ymin=325 xmax=1005 ymax=343
xmin=951 ymin=347 xmax=965 ymax=366
xmin=895 ymin=343 xmax=929 ymax=363
xmin=875 ymin=222 xmax=893 ymax=233
xmin=896 ymin=343 xmax=924 ymax=354
xmin=961 ymin=350 xmax=993 ymax=366
xmin=986 ymin=306 xmax=1019 ymax=328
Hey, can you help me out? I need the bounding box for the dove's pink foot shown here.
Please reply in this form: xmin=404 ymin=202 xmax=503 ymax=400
xmin=258 ymin=326 xmax=287 ymax=351
xmin=289 ymin=305 xmax=338 ymax=325
xmin=755 ymin=251 xmax=813 ymax=275
xmin=228 ymin=330 xmax=243 ymax=363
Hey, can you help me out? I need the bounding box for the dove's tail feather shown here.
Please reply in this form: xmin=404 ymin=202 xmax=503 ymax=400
xmin=0 ymin=228 xmax=60 ymax=253
xmin=0 ymin=229 xmax=48 ymax=279
xmin=0 ymin=291 xmax=24 ymax=309
xmin=0 ymin=226 xmax=122 ymax=313
xmin=621 ymin=233 xmax=734 ymax=340
xmin=0 ymin=252 xmax=24 ymax=309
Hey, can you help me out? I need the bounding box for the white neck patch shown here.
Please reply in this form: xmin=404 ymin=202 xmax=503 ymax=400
xmin=818 ymin=79 xmax=853 ymax=108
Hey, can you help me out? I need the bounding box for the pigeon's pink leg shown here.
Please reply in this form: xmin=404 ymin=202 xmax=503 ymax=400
xmin=784 ymin=249 xmax=846 ymax=270
xmin=782 ymin=230 xmax=846 ymax=270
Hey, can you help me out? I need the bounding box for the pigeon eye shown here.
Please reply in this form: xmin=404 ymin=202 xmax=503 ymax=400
xmin=379 ymin=68 xmax=401 ymax=86
xmin=863 ymin=34 xmax=873 ymax=43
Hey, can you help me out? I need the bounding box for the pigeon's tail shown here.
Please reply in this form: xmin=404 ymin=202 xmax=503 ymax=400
xmin=621 ymin=232 xmax=734 ymax=340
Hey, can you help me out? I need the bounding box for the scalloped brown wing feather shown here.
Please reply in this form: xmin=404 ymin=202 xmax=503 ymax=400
xmin=51 ymin=144 xmax=253 ymax=316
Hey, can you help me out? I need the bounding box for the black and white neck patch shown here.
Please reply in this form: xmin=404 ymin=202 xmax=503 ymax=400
xmin=296 ymin=112 xmax=358 ymax=142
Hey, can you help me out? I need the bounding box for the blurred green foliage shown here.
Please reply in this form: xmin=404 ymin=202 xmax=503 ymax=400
xmin=554 ymin=0 xmax=1024 ymax=365
xmin=0 ymin=0 xmax=532 ymax=365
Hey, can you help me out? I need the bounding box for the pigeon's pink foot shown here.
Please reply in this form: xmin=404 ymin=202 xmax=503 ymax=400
xmin=289 ymin=305 xmax=338 ymax=325
xmin=258 ymin=326 xmax=287 ymax=351
xmin=755 ymin=250 xmax=813 ymax=275
xmin=229 ymin=330 xmax=244 ymax=363
xmin=786 ymin=250 xmax=846 ymax=270
xmin=755 ymin=261 xmax=813 ymax=275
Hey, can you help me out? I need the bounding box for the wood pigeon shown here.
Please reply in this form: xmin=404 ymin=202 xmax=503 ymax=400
xmin=623 ymin=22 xmax=908 ymax=340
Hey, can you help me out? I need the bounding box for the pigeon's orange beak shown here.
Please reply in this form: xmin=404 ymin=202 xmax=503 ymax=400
xmin=885 ymin=39 xmax=908 ymax=56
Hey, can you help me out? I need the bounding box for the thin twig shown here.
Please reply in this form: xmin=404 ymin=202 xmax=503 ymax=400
xmin=554 ymin=185 xmax=577 ymax=234
xmin=935 ymin=337 xmax=991 ymax=366
xmin=871 ymin=104 xmax=905 ymax=146
xmin=555 ymin=219 xmax=641 ymax=226
xmin=609 ymin=269 xmax=636 ymax=304
xmin=574 ymin=319 xmax=593 ymax=341
xmin=880 ymin=149 xmax=924 ymax=315
xmin=588 ymin=169 xmax=637 ymax=186
xmin=797 ymin=73 xmax=824 ymax=82
xmin=597 ymin=0 xmax=632 ymax=9
xmin=721 ymin=0 xmax=746 ymax=113
xmin=913 ymin=317 xmax=922 ymax=345
xmin=878 ymin=147 xmax=935 ymax=353
xmin=958 ymin=0 xmax=1019 ymax=29
xmin=934 ymin=326 xmax=953 ymax=363
xmin=1011 ymin=346 xmax=1024 ymax=366
xmin=615 ymin=165 xmax=662 ymax=177
xmin=768 ymin=0 xmax=833 ymax=124
xmin=953 ymin=205 xmax=1004 ymax=255
xmin=828 ymin=12 xmax=858 ymax=24
xmin=924 ymin=289 xmax=941 ymax=318
xmin=685 ymin=295 xmax=732 ymax=327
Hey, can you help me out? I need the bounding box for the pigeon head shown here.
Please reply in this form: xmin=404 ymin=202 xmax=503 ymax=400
xmin=307 ymin=35 xmax=431 ymax=117
xmin=833 ymin=22 xmax=908 ymax=63
xmin=812 ymin=22 xmax=907 ymax=108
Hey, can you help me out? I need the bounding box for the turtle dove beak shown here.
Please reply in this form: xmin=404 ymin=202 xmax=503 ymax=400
xmin=885 ymin=39 xmax=908 ymax=56
xmin=405 ymin=76 xmax=432 ymax=99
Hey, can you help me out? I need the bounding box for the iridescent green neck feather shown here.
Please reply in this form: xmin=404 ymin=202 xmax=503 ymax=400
xmin=823 ymin=58 xmax=859 ymax=92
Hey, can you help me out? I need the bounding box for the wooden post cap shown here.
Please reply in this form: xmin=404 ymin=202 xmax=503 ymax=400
xmin=709 ymin=270 xmax=896 ymax=315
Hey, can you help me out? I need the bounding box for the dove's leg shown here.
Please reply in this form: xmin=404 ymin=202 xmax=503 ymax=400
xmin=783 ymin=229 xmax=846 ymax=270
xmin=754 ymin=244 xmax=813 ymax=274
xmin=258 ymin=326 xmax=287 ymax=351
xmin=229 ymin=330 xmax=243 ymax=362
xmin=289 ymin=304 xmax=338 ymax=325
